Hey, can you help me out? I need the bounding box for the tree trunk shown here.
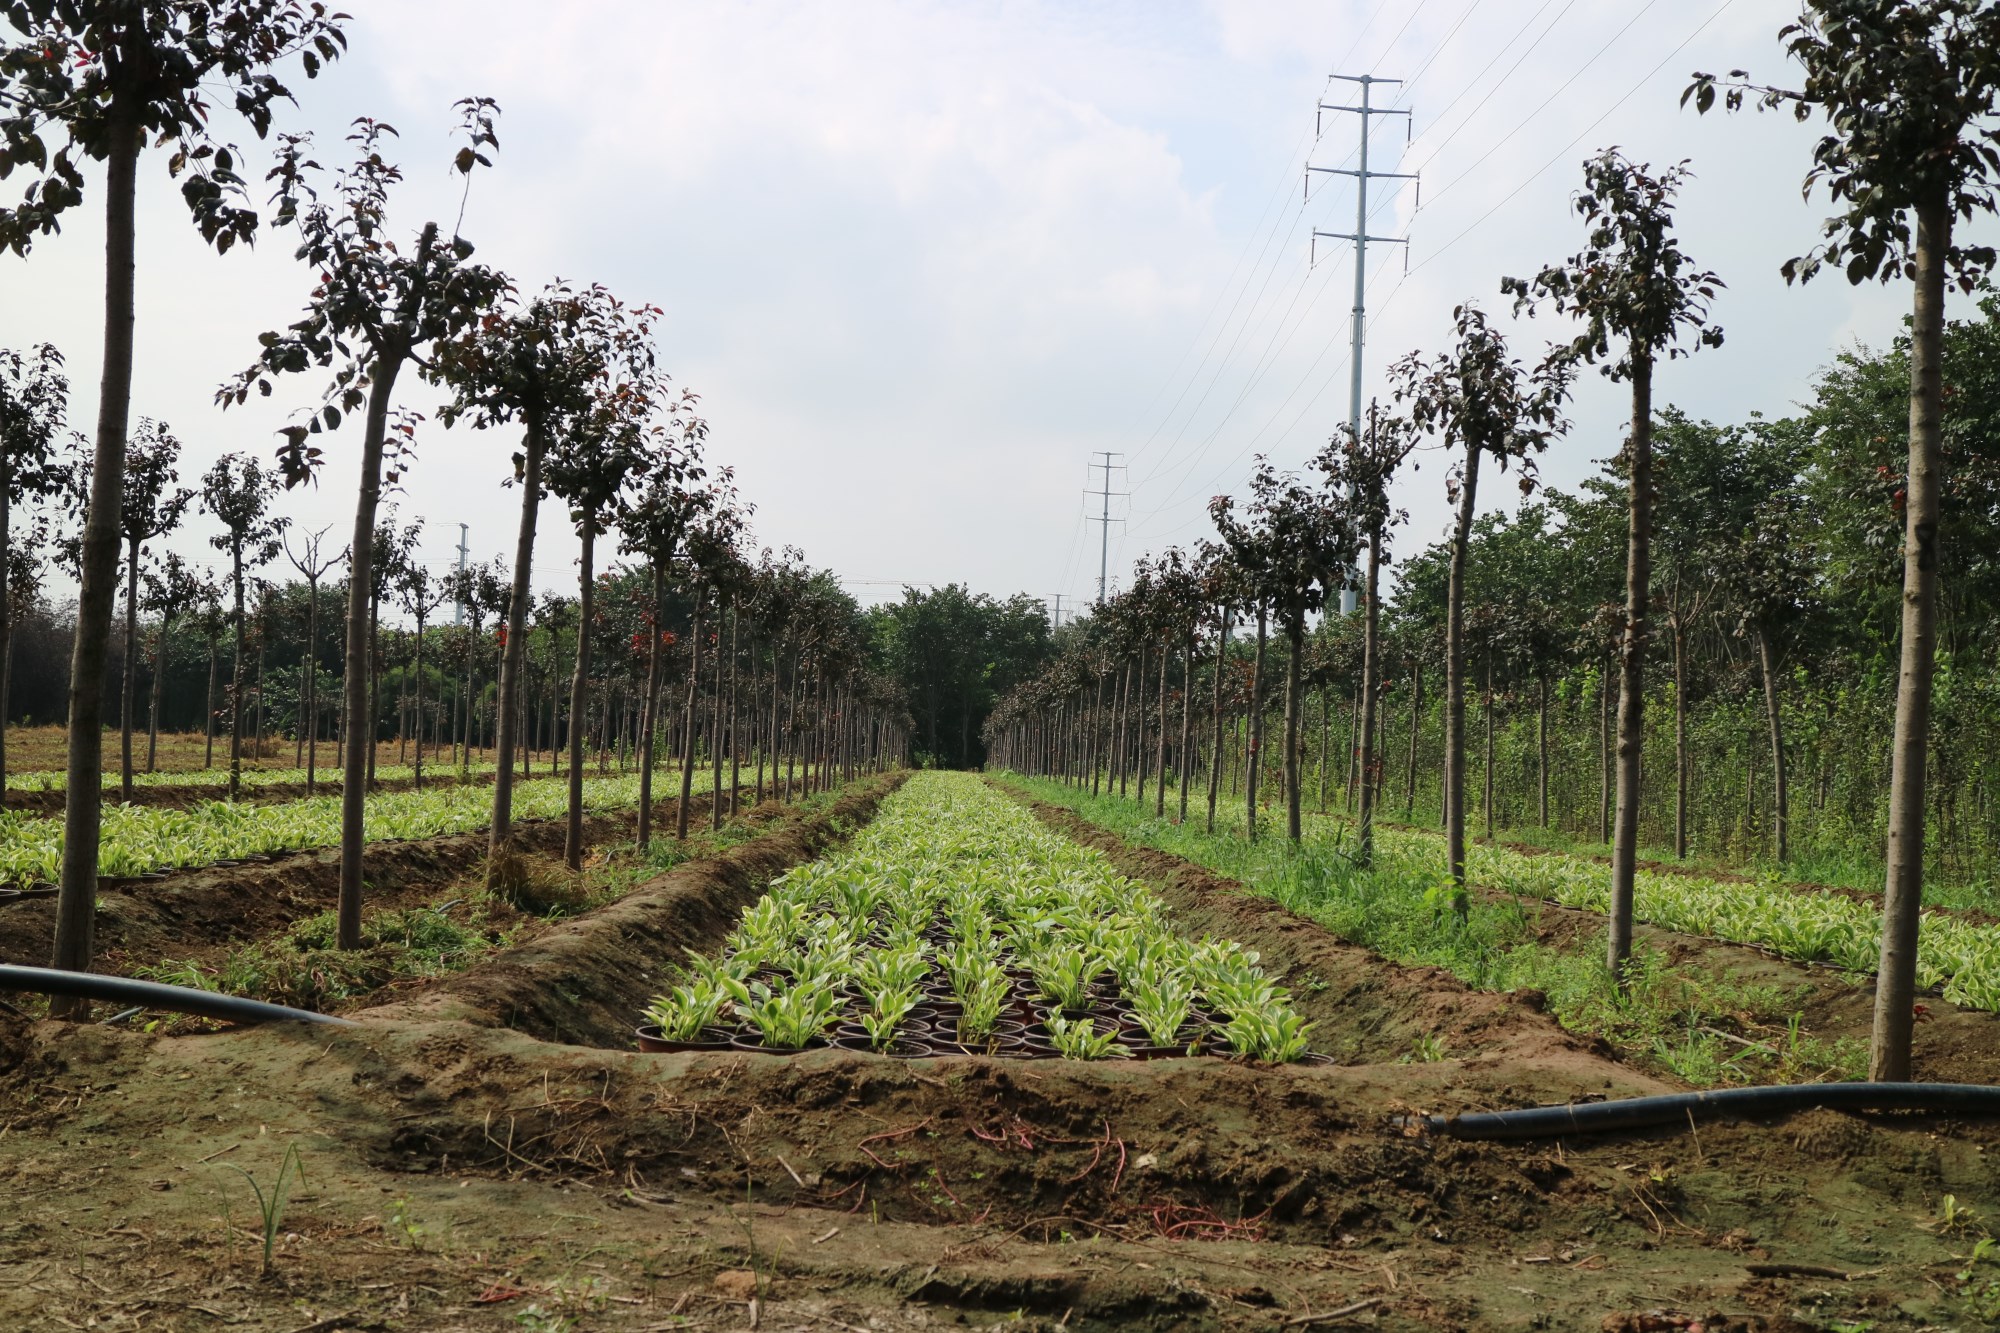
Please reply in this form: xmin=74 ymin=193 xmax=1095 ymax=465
xmin=303 ymin=578 xmax=317 ymax=795
xmin=411 ymin=611 xmax=426 ymax=790
xmin=1283 ymin=620 xmax=1303 ymax=843
xmin=52 ymin=110 xmax=140 ymax=1000
xmin=728 ymin=611 xmax=742 ymax=817
xmin=676 ymin=600 xmax=704 ymax=839
xmin=1246 ymin=603 xmax=1268 ymax=842
xmin=1444 ymin=438 xmax=1481 ymax=919
xmin=1673 ymin=622 xmax=1688 ymax=859
xmin=711 ymin=598 xmax=727 ymax=832
xmin=1177 ymin=634 xmax=1194 ymax=824
xmin=1404 ymin=662 xmax=1421 ymax=823
xmin=1482 ymin=650 xmax=1495 ymax=841
xmin=227 ymin=544 xmax=246 ymax=799
xmin=1608 ymin=353 xmax=1655 ymax=981
xmin=1870 ymin=200 xmax=1945 ymax=1090
xmin=1357 ymin=523 xmax=1382 ymax=864
xmin=1751 ymin=626 xmax=1790 ymax=865
xmin=147 ymin=613 xmax=167 ymax=776
xmin=637 ymin=564 xmax=664 ymax=849
xmin=204 ymin=635 xmax=217 ymax=767
xmin=1599 ymin=654 xmax=1612 ymax=845
xmin=565 ymin=524 xmax=595 ymax=870
xmin=333 ymin=357 xmax=404 ymax=950
xmin=485 ymin=412 xmax=543 ymax=886
xmin=118 ymin=537 xmax=141 ymax=801
xmin=1154 ymin=636 xmax=1169 ymax=818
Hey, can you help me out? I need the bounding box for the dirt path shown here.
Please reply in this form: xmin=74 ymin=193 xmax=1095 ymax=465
xmin=0 ymin=771 xmax=1995 ymax=1330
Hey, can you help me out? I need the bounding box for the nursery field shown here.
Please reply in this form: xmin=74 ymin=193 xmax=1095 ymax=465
xmin=2 ymin=768 xmax=1998 ymax=1332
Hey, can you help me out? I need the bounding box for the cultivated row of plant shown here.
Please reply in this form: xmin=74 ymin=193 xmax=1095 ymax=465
xmin=642 ymin=772 xmax=1316 ymax=1061
xmin=0 ymin=769 xmax=715 ymax=888
xmin=1350 ymin=822 xmax=2000 ymax=1015
xmin=4 ymin=759 xmax=501 ymax=793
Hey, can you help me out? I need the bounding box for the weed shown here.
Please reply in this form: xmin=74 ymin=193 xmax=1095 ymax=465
xmin=225 ymin=1142 xmax=305 ymax=1277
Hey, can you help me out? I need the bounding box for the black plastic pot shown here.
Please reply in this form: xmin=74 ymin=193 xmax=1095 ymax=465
xmin=729 ymin=1034 xmax=828 ymax=1055
xmin=635 ymin=1024 xmax=737 ymax=1054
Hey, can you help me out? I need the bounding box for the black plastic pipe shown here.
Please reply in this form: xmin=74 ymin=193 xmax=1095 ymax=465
xmin=0 ymin=965 xmax=354 ymax=1028
xmin=1419 ymin=1082 xmax=2000 ymax=1140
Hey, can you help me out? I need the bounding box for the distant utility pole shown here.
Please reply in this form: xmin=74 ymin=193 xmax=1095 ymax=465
xmin=1087 ymin=452 xmax=1126 ymax=607
xmin=454 ymin=522 xmax=469 ymax=625
xmin=1309 ymin=73 xmax=1417 ymax=615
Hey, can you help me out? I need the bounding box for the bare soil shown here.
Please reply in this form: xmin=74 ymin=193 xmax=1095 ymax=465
xmin=1 ymin=773 xmax=1996 ymax=1331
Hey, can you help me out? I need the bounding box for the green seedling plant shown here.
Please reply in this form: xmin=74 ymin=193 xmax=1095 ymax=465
xmin=728 ymin=979 xmax=838 ymax=1049
xmin=957 ymin=968 xmax=1009 ymax=1041
xmin=1129 ymin=972 xmax=1195 ymax=1047
xmin=644 ymin=977 xmax=729 ymax=1040
xmin=226 ymin=1142 xmax=306 ymax=1277
xmin=1046 ymin=1013 xmax=1126 ymax=1060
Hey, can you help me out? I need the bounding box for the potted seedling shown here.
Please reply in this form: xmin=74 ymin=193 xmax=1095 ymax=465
xmin=1045 ymin=1013 xmax=1126 ymax=1061
xmin=636 ymin=976 xmax=734 ymax=1053
xmin=1126 ymin=972 xmax=1197 ymax=1057
xmin=727 ymin=978 xmax=838 ymax=1053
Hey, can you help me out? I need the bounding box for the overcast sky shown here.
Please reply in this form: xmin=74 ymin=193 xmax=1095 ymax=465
xmin=5 ymin=0 xmax=1991 ymax=626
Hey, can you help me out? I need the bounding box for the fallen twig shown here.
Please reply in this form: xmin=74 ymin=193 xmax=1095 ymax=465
xmin=1278 ymin=1296 xmax=1385 ymax=1326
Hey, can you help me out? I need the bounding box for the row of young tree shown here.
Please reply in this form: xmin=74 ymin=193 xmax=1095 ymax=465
xmin=986 ymin=0 xmax=2000 ymax=1081
xmin=0 ymin=5 xmax=929 ymax=1000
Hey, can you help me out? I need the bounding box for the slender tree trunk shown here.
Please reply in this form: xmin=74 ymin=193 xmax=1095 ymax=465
xmin=228 ymin=544 xmax=245 ymax=799
xmin=637 ymin=564 xmax=665 ymax=849
xmin=146 ymin=614 xmax=167 ymax=776
xmin=1177 ymin=634 xmax=1194 ymax=824
xmin=1608 ymin=353 xmax=1655 ymax=980
xmin=332 ymin=354 xmax=406 ymax=949
xmin=119 ymin=537 xmax=140 ymax=801
xmin=1537 ymin=671 xmax=1550 ymax=830
xmin=486 ymin=414 xmax=544 ymax=886
xmin=1357 ymin=523 xmax=1382 ymax=864
xmin=411 ymin=612 xmax=426 ymax=790
xmin=1755 ymin=623 xmax=1790 ymax=866
xmin=1247 ymin=603 xmax=1268 ymax=842
xmin=1482 ymin=650 xmax=1495 ymax=841
xmin=1115 ymin=660 xmax=1131 ymax=799
xmin=1444 ymin=439 xmax=1481 ymax=919
xmin=303 ymin=579 xmax=318 ymax=795
xmin=1345 ymin=682 xmax=1361 ymax=813
xmin=1318 ymin=684 xmax=1331 ymax=813
xmin=1154 ymin=636 xmax=1169 ymax=818
xmin=728 ymin=612 xmax=742 ymax=817
xmin=1864 ymin=200 xmax=1944 ymax=1088
xmin=565 ymin=525 xmax=595 ymax=870
xmin=1599 ymin=654 xmax=1612 ymax=845
xmin=50 ymin=108 xmax=141 ymax=997
xmin=711 ymin=598 xmax=727 ymax=832
xmin=1283 ymin=620 xmax=1303 ymax=842
xmin=676 ymin=599 xmax=704 ymax=839
xmin=203 ymin=635 xmax=217 ymax=768
xmin=1404 ymin=662 xmax=1421 ymax=822
xmin=1673 ymin=622 xmax=1688 ymax=859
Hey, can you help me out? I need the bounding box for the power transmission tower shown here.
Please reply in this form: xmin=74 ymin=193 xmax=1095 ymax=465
xmin=1086 ymin=453 xmax=1126 ymax=607
xmin=1309 ymin=74 xmax=1417 ymax=614
xmin=453 ymin=522 xmax=469 ymax=625
xmin=1044 ymin=593 xmax=1066 ymax=632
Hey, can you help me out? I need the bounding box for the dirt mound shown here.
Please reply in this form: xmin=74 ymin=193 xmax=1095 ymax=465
xmin=1016 ymin=789 xmax=1642 ymax=1085
xmin=360 ymin=773 xmax=906 ymax=1044
xmin=0 ymin=790 xmax=752 ymax=974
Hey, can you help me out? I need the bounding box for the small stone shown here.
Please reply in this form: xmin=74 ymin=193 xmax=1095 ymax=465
xmin=713 ymin=1269 xmax=759 ymax=1300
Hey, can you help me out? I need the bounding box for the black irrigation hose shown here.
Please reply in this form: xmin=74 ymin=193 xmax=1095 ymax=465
xmin=0 ymin=965 xmax=354 ymax=1028
xmin=1417 ymin=1082 xmax=2000 ymax=1140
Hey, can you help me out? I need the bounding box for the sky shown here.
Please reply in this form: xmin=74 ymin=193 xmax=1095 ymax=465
xmin=4 ymin=0 xmax=1991 ymax=628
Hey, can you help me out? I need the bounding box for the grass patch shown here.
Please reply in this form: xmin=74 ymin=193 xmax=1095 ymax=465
xmin=1001 ymin=774 xmax=1865 ymax=1087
